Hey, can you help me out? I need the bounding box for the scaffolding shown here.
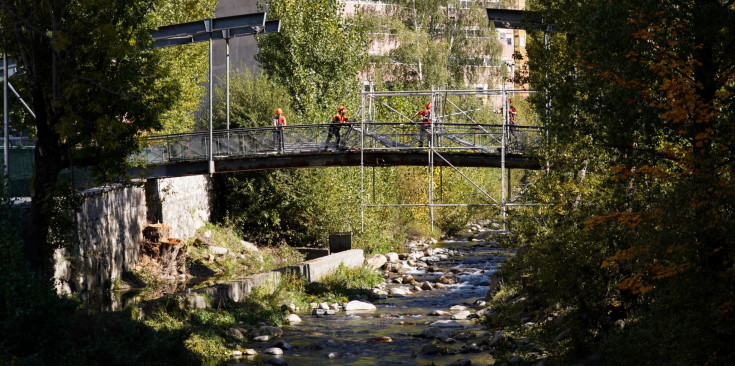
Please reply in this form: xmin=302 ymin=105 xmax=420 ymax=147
xmin=357 ymin=83 xmax=538 ymax=231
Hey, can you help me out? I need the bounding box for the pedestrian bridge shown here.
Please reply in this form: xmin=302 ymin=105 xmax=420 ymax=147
xmin=132 ymin=122 xmax=543 ymax=178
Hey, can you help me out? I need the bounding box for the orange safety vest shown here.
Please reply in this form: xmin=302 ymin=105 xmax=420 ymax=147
xmin=333 ymin=114 xmax=348 ymax=123
xmin=273 ymin=115 xmax=286 ymax=128
xmin=418 ymin=109 xmax=431 ymax=126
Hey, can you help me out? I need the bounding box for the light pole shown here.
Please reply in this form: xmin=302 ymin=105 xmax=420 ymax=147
xmin=152 ymin=13 xmax=280 ymax=174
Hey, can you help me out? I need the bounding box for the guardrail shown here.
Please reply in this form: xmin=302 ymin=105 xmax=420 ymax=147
xmin=136 ymin=122 xmax=543 ymax=165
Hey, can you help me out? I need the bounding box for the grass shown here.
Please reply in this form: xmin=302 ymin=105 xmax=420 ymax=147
xmin=304 ymin=263 xmax=384 ymax=303
xmin=187 ymin=223 xmax=305 ymax=285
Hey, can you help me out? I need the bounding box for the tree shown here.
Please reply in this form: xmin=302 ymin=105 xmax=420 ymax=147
xmin=147 ymin=0 xmax=217 ymax=134
xmin=360 ymin=0 xmax=501 ymax=88
xmin=212 ymin=69 xmax=295 ymax=129
xmin=0 ymin=0 xmax=182 ymax=271
xmin=255 ymin=0 xmax=368 ymax=121
xmin=507 ymin=0 xmax=735 ymax=363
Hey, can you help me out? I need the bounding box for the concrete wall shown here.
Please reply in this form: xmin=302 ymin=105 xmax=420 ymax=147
xmin=201 ymin=249 xmax=365 ymax=304
xmin=54 ymin=175 xmax=211 ymax=298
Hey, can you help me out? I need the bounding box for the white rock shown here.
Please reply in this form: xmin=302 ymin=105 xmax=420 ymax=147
xmin=287 ymin=314 xmax=302 ymax=324
xmin=264 ymin=347 xmax=283 ymax=355
xmin=244 ymin=349 xmax=257 ymax=355
xmin=430 ymin=320 xmax=470 ymax=328
xmin=385 ymin=252 xmax=400 ymax=263
xmin=209 ymin=246 xmax=229 ymax=255
xmin=240 ymin=240 xmax=259 ymax=252
xmin=319 ymin=302 xmax=330 ymax=310
xmin=389 ymin=287 xmax=411 ymax=297
xmin=344 ymin=300 xmax=377 ymax=311
xmin=450 ymin=305 xmax=467 ymax=312
xmin=365 ymin=254 xmax=387 ymax=269
xmin=451 ymin=310 xmax=471 ymax=320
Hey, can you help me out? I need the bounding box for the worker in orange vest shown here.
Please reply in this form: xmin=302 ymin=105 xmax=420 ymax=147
xmin=412 ymin=102 xmax=432 ymax=147
xmin=273 ymin=108 xmax=287 ymax=153
xmin=507 ymin=99 xmax=519 ymax=148
xmin=324 ymin=106 xmax=351 ymax=151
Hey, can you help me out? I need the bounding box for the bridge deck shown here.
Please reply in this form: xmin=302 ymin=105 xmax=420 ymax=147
xmin=134 ymin=150 xmax=540 ymax=178
xmin=132 ymin=122 xmax=544 ymax=178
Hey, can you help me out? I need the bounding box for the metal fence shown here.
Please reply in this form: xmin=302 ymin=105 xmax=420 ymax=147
xmin=136 ymin=122 xmax=543 ymax=165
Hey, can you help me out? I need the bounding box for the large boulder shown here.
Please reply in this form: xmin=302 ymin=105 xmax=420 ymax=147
xmin=385 ymin=252 xmax=400 ymax=263
xmin=344 ymin=300 xmax=377 ymax=312
xmin=366 ymin=254 xmax=387 ymax=269
xmin=264 ymin=347 xmax=283 ymax=355
xmin=286 ymin=314 xmax=302 ymax=324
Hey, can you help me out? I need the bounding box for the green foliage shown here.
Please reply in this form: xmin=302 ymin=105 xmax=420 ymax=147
xmin=360 ymin=0 xmax=501 ymax=88
xmin=147 ymin=0 xmax=217 ymax=134
xmin=0 ymin=182 xmax=193 ymax=365
xmin=256 ymin=0 xmax=368 ymax=120
xmin=187 ymin=223 xmax=304 ymax=283
xmin=500 ymin=0 xmax=735 ymax=363
xmin=0 ymin=0 xmax=202 ymax=272
xmin=307 ymin=263 xmax=384 ymax=302
xmin=213 ymin=69 xmax=295 ymax=129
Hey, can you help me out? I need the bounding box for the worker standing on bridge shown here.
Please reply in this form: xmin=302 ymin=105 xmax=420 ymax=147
xmin=273 ymin=108 xmax=287 ymax=153
xmin=324 ymin=106 xmax=351 ymax=151
xmin=507 ymin=99 xmax=519 ymax=148
xmin=412 ymin=102 xmax=432 ymax=147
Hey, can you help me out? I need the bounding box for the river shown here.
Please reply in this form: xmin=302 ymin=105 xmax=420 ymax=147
xmin=234 ymin=233 xmax=511 ymax=365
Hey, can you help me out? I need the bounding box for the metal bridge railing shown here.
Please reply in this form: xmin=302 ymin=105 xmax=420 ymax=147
xmin=135 ymin=123 xmax=543 ymax=166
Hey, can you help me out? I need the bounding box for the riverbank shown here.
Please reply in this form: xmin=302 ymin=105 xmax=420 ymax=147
xmin=185 ymin=224 xmax=541 ymax=365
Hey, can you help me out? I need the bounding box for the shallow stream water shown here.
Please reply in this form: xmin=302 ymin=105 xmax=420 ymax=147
xmin=235 ymin=235 xmax=510 ymax=365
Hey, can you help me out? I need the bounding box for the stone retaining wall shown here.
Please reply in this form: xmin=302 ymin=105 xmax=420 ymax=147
xmin=54 ymin=185 xmax=146 ymax=299
xmin=145 ymin=175 xmax=211 ymax=240
xmin=54 ymin=175 xmax=211 ymax=298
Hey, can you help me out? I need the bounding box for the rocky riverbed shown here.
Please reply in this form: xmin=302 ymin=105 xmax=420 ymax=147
xmin=228 ymin=228 xmax=531 ymax=365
